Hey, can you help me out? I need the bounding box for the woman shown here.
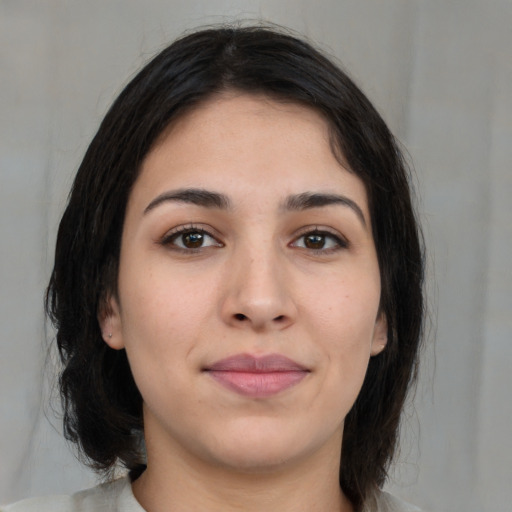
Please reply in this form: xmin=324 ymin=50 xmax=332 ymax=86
xmin=3 ymin=25 xmax=424 ymax=512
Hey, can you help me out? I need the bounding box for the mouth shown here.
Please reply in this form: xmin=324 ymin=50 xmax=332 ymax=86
xmin=203 ymin=353 xmax=310 ymax=398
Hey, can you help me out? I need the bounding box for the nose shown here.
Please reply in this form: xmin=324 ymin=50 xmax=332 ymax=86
xmin=220 ymin=245 xmax=297 ymax=332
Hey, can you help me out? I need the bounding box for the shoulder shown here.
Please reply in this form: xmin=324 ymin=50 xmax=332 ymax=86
xmin=1 ymin=494 xmax=74 ymax=512
xmin=364 ymin=490 xmax=422 ymax=512
xmin=1 ymin=476 xmax=143 ymax=512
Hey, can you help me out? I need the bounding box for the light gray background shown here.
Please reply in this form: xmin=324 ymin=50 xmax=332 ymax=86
xmin=1 ymin=1 xmax=511 ymax=511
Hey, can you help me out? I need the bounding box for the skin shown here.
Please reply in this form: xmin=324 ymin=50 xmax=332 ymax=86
xmin=101 ymin=93 xmax=387 ymax=512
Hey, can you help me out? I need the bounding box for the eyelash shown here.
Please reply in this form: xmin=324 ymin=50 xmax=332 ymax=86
xmin=290 ymin=227 xmax=349 ymax=254
xmin=160 ymin=225 xmax=223 ymax=252
xmin=160 ymin=225 xmax=348 ymax=254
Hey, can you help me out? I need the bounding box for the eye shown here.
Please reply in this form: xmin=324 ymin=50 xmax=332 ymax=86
xmin=291 ymin=229 xmax=347 ymax=252
xmin=161 ymin=226 xmax=223 ymax=251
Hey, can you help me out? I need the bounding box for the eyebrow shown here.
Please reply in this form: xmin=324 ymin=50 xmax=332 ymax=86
xmin=282 ymin=192 xmax=367 ymax=227
xmin=144 ymin=187 xmax=366 ymax=227
xmin=144 ymin=188 xmax=232 ymax=214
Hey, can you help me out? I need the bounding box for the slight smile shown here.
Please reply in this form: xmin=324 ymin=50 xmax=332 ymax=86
xmin=204 ymin=353 xmax=310 ymax=398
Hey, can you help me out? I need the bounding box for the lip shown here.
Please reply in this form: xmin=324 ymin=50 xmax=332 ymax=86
xmin=204 ymin=353 xmax=309 ymax=398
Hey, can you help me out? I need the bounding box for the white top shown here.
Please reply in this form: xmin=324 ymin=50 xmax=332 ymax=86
xmin=1 ymin=476 xmax=421 ymax=512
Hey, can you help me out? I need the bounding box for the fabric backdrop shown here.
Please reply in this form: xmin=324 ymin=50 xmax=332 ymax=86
xmin=1 ymin=1 xmax=511 ymax=511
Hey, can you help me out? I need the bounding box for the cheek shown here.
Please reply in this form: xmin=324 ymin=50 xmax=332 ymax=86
xmin=117 ymin=278 xmax=201 ymax=409
xmin=120 ymin=260 xmax=216 ymax=333
xmin=308 ymin=273 xmax=381 ymax=341
xmin=305 ymin=273 xmax=380 ymax=386
xmin=116 ymin=263 xmax=223 ymax=390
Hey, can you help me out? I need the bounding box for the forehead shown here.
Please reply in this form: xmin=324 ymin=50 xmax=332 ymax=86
xmin=154 ymin=92 xmax=333 ymax=159
xmin=132 ymin=93 xmax=369 ymax=217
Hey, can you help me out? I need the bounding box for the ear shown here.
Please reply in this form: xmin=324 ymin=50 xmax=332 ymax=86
xmin=98 ymin=294 xmax=125 ymax=350
xmin=370 ymin=312 xmax=388 ymax=356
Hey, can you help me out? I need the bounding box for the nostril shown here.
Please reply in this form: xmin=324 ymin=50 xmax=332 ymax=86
xmin=234 ymin=313 xmax=247 ymax=321
xmin=274 ymin=315 xmax=285 ymax=322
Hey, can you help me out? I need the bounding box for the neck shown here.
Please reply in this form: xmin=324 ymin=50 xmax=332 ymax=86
xmin=132 ymin=428 xmax=353 ymax=512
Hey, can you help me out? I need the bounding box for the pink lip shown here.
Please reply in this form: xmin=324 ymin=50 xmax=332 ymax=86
xmin=204 ymin=353 xmax=309 ymax=398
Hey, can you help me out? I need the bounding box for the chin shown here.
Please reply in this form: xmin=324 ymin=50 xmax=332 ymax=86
xmin=202 ymin=418 xmax=335 ymax=474
xmin=212 ymin=444 xmax=302 ymax=474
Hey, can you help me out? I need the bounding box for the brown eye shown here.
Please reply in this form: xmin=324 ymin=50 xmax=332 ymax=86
xmin=182 ymin=232 xmax=205 ymax=248
xmin=304 ymin=234 xmax=326 ymax=249
xmin=291 ymin=230 xmax=347 ymax=252
xmin=163 ymin=228 xmax=222 ymax=250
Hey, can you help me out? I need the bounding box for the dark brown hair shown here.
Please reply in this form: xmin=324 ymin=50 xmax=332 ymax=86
xmin=46 ymin=25 xmax=424 ymax=510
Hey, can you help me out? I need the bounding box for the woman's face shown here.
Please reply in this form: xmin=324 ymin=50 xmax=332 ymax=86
xmin=103 ymin=93 xmax=386 ymax=473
